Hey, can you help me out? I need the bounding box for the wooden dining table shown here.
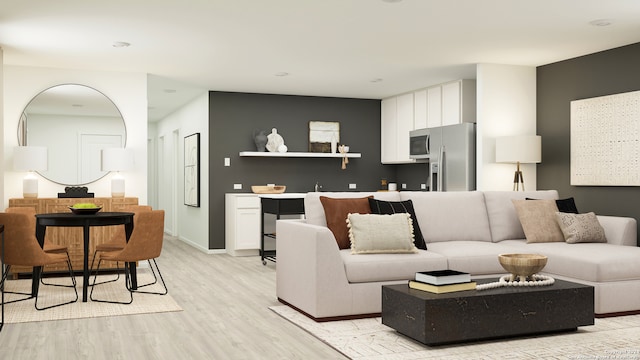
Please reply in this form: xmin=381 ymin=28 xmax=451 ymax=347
xmin=33 ymin=212 xmax=135 ymax=302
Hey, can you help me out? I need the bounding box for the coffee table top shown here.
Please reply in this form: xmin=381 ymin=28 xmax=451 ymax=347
xmin=385 ymin=278 xmax=593 ymax=300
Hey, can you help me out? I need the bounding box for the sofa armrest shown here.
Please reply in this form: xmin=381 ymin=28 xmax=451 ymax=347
xmin=597 ymin=215 xmax=638 ymax=246
xmin=276 ymin=219 xmax=352 ymax=319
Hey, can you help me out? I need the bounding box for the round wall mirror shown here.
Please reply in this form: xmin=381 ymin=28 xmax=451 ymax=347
xmin=18 ymin=84 xmax=127 ymax=185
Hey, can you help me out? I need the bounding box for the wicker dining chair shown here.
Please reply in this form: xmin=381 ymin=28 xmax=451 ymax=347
xmin=0 ymin=212 xmax=78 ymax=310
xmin=5 ymin=207 xmax=72 ymax=287
xmin=90 ymin=210 xmax=167 ymax=304
xmin=89 ymin=205 xmax=153 ymax=284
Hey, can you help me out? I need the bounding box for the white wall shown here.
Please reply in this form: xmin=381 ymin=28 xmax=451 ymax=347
xmin=3 ymin=66 xmax=148 ymax=205
xmin=153 ymin=93 xmax=210 ymax=252
xmin=476 ymin=64 xmax=537 ymax=191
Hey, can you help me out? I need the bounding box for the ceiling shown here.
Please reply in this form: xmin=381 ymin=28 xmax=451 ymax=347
xmin=2 ymin=0 xmax=640 ymax=121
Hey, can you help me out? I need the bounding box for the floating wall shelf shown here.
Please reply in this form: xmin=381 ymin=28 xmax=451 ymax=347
xmin=239 ymin=151 xmax=361 ymax=158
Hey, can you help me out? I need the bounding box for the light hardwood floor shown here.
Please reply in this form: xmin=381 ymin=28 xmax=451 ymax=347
xmin=0 ymin=236 xmax=347 ymax=359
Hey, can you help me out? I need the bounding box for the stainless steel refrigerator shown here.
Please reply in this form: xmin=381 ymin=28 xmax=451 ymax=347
xmin=410 ymin=123 xmax=475 ymax=191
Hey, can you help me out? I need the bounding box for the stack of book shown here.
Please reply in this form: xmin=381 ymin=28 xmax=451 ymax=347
xmin=408 ymin=270 xmax=476 ymax=294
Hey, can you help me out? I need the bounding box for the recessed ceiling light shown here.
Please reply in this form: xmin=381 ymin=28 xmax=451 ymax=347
xmin=589 ymin=19 xmax=613 ymax=27
xmin=275 ymin=72 xmax=289 ymax=77
xmin=112 ymin=41 xmax=131 ymax=48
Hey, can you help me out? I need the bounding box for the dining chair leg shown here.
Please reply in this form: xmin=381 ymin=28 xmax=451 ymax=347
xmin=90 ymin=251 xmax=121 ymax=285
xmin=40 ymin=251 xmax=74 ymax=287
xmin=0 ymin=265 xmax=35 ymax=305
xmin=127 ymin=259 xmax=168 ymax=296
xmin=89 ymin=259 xmax=133 ymax=304
xmin=2 ymin=261 xmax=78 ymax=311
xmin=34 ymin=259 xmax=78 ymax=311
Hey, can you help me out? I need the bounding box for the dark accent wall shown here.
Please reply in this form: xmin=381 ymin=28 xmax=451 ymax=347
xmin=537 ymin=42 xmax=640 ymax=245
xmin=208 ymin=91 xmax=398 ymax=249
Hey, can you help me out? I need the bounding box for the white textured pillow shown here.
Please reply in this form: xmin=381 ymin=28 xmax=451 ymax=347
xmin=555 ymin=212 xmax=607 ymax=244
xmin=346 ymin=213 xmax=417 ymax=254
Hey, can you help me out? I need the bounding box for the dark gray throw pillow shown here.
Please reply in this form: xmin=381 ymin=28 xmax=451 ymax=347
xmin=368 ymin=198 xmax=427 ymax=250
xmin=526 ymin=197 xmax=579 ymax=214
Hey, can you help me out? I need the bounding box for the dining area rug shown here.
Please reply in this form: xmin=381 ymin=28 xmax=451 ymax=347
xmin=2 ymin=273 xmax=182 ymax=323
xmin=270 ymin=305 xmax=640 ymax=359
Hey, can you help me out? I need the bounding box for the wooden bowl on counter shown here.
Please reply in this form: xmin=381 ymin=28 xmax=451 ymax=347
xmin=251 ymin=185 xmax=286 ymax=194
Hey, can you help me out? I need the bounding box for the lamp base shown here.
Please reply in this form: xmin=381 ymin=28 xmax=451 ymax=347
xmin=512 ymin=162 xmax=525 ymax=191
xmin=111 ymin=177 xmax=125 ymax=198
xmin=23 ymin=176 xmax=38 ymax=198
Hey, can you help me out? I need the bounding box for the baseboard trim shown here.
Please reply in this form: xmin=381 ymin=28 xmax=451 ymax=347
xmin=277 ymin=298 xmax=380 ymax=322
xmin=595 ymin=310 xmax=640 ymax=318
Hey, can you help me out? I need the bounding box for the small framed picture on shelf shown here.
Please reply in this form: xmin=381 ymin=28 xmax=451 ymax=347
xmin=308 ymin=121 xmax=339 ymax=153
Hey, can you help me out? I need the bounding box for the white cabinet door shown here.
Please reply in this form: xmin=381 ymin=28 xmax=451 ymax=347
xmin=381 ymin=97 xmax=398 ymax=163
xmin=396 ymin=93 xmax=414 ymax=162
xmin=426 ymin=86 xmax=442 ymax=128
xmin=225 ymin=194 xmax=261 ymax=256
xmin=413 ymin=89 xmax=428 ymax=130
xmin=442 ymin=81 xmax=461 ymax=126
xmin=235 ymin=208 xmax=260 ymax=250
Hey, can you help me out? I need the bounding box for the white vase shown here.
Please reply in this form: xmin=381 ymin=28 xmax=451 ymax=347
xmin=331 ymin=134 xmax=337 ymax=153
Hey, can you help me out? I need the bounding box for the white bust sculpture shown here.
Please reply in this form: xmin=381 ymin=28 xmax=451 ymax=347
xmin=266 ymin=128 xmax=285 ymax=152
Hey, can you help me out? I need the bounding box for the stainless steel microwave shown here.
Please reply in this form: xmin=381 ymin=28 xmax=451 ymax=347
xmin=409 ymin=128 xmax=431 ymax=159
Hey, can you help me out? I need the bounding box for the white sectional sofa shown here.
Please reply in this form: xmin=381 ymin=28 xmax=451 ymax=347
xmin=276 ymin=190 xmax=639 ymax=321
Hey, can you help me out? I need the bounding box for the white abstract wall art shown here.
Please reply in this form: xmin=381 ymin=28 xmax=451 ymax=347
xmin=570 ymin=90 xmax=640 ymax=186
xmin=184 ymin=133 xmax=200 ymax=207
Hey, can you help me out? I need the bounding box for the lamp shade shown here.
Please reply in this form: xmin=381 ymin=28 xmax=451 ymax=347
xmin=496 ymin=135 xmax=542 ymax=164
xmin=13 ymin=146 xmax=48 ymax=171
xmin=101 ymin=148 xmax=134 ymax=172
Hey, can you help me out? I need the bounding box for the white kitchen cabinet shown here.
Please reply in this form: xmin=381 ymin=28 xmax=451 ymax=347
xmin=381 ymin=97 xmax=398 ymax=163
xmin=381 ymin=93 xmax=415 ymax=164
xmin=430 ymin=79 xmax=476 ymax=127
xmin=225 ymin=193 xmax=261 ymax=256
xmin=413 ymin=89 xmax=428 ymax=130
xmin=426 ymin=86 xmax=442 ymax=128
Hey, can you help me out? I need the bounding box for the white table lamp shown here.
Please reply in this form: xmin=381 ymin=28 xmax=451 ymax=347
xmin=14 ymin=146 xmax=48 ymax=198
xmin=101 ymin=148 xmax=134 ymax=197
xmin=496 ymin=135 xmax=542 ymax=191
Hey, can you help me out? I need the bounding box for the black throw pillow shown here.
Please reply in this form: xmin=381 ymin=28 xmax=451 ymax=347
xmin=368 ymin=198 xmax=427 ymax=250
xmin=526 ymin=197 xmax=579 ymax=214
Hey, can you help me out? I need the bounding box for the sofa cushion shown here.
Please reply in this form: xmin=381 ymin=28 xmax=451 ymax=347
xmin=399 ymin=191 xmax=492 ymax=243
xmin=347 ymin=213 xmax=418 ymax=254
xmin=368 ymin=198 xmax=427 ymax=250
xmin=339 ymin=249 xmax=448 ymax=283
xmin=512 ymin=199 xmax=564 ymax=243
xmin=500 ymin=240 xmax=640 ymax=282
xmin=556 ymin=212 xmax=607 ymax=243
xmin=426 ymin=241 xmax=533 ymax=275
xmin=305 ymin=192 xmax=401 ymax=228
xmin=320 ymin=196 xmax=372 ymax=249
xmin=483 ymin=190 xmax=559 ymax=242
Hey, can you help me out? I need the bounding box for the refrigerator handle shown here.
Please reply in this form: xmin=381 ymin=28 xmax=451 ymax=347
xmin=438 ymin=146 xmax=444 ymax=191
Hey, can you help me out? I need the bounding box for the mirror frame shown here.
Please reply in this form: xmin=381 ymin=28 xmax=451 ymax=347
xmin=18 ymin=84 xmax=128 ymax=185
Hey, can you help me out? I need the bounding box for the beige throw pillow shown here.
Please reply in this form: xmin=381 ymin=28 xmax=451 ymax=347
xmin=346 ymin=213 xmax=418 ymax=254
xmin=555 ymin=212 xmax=607 ymax=244
xmin=512 ymin=199 xmax=564 ymax=243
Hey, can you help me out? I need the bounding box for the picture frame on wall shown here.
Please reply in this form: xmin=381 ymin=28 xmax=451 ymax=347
xmin=184 ymin=132 xmax=200 ymax=207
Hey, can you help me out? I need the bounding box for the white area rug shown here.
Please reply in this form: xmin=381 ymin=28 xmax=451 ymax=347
xmin=3 ymin=272 xmax=182 ymax=323
xmin=271 ymin=305 xmax=640 ymax=359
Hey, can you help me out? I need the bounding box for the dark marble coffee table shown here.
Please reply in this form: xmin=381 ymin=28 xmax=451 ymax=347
xmin=382 ymin=278 xmax=594 ymax=346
